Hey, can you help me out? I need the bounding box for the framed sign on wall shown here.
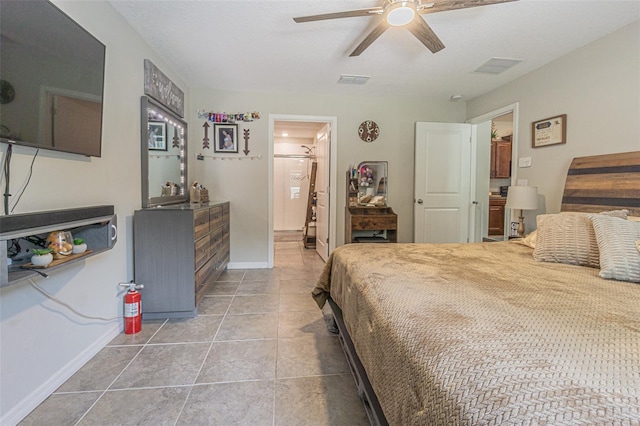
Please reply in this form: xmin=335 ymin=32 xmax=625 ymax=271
xmin=532 ymin=114 xmax=566 ymax=148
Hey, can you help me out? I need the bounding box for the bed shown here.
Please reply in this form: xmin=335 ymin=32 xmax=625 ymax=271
xmin=312 ymin=151 xmax=640 ymax=425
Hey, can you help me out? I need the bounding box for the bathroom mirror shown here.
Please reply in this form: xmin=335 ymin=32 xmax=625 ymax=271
xmin=140 ymin=96 xmax=188 ymax=208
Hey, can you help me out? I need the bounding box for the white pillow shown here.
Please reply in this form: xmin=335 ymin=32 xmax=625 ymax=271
xmin=590 ymin=215 xmax=640 ymax=283
xmin=533 ymin=210 xmax=628 ymax=267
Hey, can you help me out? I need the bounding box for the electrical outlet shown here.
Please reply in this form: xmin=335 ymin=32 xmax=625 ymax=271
xmin=517 ymin=179 xmax=528 ymax=186
xmin=518 ymin=157 xmax=532 ymax=167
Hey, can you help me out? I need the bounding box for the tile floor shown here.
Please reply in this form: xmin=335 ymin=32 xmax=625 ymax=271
xmin=20 ymin=240 xmax=369 ymax=425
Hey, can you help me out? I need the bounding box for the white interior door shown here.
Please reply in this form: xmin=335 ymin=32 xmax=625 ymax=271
xmin=315 ymin=125 xmax=329 ymax=261
xmin=472 ymin=120 xmax=492 ymax=242
xmin=414 ymin=122 xmax=472 ymax=243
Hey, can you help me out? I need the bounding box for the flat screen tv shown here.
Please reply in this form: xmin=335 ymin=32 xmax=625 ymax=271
xmin=0 ymin=0 xmax=105 ymax=157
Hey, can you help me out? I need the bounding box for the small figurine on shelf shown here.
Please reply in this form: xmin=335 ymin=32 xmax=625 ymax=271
xmin=46 ymin=231 xmax=73 ymax=259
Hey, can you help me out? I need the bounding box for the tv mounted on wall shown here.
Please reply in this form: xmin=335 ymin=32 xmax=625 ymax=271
xmin=0 ymin=0 xmax=105 ymax=157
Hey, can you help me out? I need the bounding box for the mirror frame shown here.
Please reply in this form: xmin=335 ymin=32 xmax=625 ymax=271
xmin=140 ymin=96 xmax=188 ymax=208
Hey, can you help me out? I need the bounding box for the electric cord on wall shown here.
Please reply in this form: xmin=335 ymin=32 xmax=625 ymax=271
xmin=29 ymin=279 xmax=121 ymax=322
xmin=11 ymin=148 xmax=39 ymax=213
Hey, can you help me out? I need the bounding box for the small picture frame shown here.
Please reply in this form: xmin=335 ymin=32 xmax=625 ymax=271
xmin=148 ymin=121 xmax=167 ymax=151
xmin=214 ymin=124 xmax=238 ymax=153
xmin=532 ymin=114 xmax=566 ymax=148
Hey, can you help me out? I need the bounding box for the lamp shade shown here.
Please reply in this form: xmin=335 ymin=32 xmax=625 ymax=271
xmin=506 ymin=186 xmax=538 ymax=210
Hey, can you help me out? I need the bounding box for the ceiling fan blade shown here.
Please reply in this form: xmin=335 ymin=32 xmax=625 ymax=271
xmin=419 ymin=0 xmax=518 ymax=15
xmin=349 ymin=20 xmax=390 ymax=57
xmin=293 ymin=8 xmax=383 ymax=23
xmin=407 ymin=17 xmax=445 ymax=53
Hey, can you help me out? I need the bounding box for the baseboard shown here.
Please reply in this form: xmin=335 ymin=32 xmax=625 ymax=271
xmin=1 ymin=322 xmax=122 ymax=426
xmin=227 ymin=261 xmax=269 ymax=269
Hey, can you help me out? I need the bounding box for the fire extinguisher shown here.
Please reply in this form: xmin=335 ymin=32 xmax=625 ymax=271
xmin=120 ymin=281 xmax=144 ymax=334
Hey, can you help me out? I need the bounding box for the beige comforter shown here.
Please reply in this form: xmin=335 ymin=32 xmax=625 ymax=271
xmin=312 ymin=242 xmax=640 ymax=425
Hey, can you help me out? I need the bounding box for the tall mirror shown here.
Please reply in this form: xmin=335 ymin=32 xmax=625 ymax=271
xmin=140 ymin=96 xmax=188 ymax=208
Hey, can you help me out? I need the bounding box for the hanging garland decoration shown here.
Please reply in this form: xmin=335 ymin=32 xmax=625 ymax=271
xmin=198 ymin=110 xmax=261 ymax=150
xmin=195 ymin=153 xmax=262 ymax=161
xmin=197 ymin=110 xmax=261 ymax=123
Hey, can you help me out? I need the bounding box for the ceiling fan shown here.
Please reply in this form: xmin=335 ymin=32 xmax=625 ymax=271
xmin=293 ymin=0 xmax=518 ymax=57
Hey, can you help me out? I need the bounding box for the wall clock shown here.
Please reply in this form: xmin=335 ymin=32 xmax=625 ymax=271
xmin=0 ymin=80 xmax=15 ymax=104
xmin=358 ymin=120 xmax=379 ymax=142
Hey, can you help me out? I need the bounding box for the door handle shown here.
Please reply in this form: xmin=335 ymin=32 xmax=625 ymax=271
xmin=417 ymin=199 xmax=423 ymax=204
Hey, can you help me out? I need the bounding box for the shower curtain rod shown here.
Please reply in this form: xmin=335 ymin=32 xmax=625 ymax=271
xmin=274 ymin=154 xmax=316 ymax=159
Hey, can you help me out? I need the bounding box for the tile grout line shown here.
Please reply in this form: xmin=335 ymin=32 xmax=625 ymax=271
xmin=73 ymin=318 xmax=169 ymax=426
xmin=272 ymin=262 xmax=282 ymax=426
xmin=172 ymin=270 xmax=244 ymax=426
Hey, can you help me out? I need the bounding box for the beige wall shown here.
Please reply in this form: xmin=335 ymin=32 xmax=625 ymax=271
xmin=0 ymin=1 xmax=188 ymax=422
xmin=467 ymin=21 xmax=640 ymax=220
xmin=189 ymin=90 xmax=466 ymax=264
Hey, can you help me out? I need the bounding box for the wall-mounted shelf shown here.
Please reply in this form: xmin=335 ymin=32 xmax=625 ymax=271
xmin=1 ymin=206 xmax=117 ymax=287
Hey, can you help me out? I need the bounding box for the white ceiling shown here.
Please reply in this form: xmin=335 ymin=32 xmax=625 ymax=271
xmin=109 ymin=0 xmax=640 ymax=101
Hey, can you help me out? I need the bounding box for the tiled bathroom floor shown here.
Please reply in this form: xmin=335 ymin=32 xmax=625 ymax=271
xmin=20 ymin=241 xmax=369 ymax=425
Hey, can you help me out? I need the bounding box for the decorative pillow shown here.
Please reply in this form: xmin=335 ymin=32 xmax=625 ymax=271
xmin=533 ymin=210 xmax=628 ymax=267
xmin=590 ymin=214 xmax=640 ymax=282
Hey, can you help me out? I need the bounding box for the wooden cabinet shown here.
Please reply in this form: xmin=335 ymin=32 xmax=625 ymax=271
xmin=345 ymin=207 xmax=397 ymax=243
xmin=134 ymin=201 xmax=230 ymax=319
xmin=488 ymin=197 xmax=506 ymax=236
xmin=345 ymin=170 xmax=397 ymax=243
xmin=491 ymin=140 xmax=512 ymax=179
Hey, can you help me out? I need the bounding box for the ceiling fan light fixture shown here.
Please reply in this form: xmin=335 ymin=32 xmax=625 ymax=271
xmin=386 ymin=2 xmax=416 ymax=27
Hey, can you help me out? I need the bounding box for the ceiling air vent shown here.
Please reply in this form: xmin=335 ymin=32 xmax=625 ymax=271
xmin=474 ymin=58 xmax=522 ymax=75
xmin=338 ymin=74 xmax=370 ymax=85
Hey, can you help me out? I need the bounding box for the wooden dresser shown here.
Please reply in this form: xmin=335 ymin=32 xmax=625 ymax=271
xmin=134 ymin=201 xmax=230 ymax=319
xmin=345 ymin=206 xmax=397 ymax=243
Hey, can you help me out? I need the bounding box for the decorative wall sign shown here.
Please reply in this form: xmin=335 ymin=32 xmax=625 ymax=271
xmin=532 ymin=114 xmax=566 ymax=148
xmin=242 ymin=128 xmax=250 ymax=156
xmin=358 ymin=120 xmax=380 ymax=142
xmin=144 ymin=59 xmax=184 ymax=118
xmin=202 ymin=122 xmax=211 ymax=149
xmin=214 ymin=124 xmax=238 ymax=153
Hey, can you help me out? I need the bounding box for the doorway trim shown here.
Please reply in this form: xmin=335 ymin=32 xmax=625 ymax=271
xmin=268 ymin=114 xmax=338 ymax=267
xmin=467 ymin=102 xmax=520 ymax=240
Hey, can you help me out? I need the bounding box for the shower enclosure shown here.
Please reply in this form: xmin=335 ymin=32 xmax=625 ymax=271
xmin=273 ymin=153 xmax=315 ymax=231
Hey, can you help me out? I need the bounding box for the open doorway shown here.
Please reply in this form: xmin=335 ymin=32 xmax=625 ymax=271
xmin=268 ymin=115 xmax=338 ymax=267
xmin=468 ymin=103 xmax=519 ymax=242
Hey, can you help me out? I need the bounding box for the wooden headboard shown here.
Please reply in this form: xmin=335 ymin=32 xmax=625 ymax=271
xmin=561 ymin=151 xmax=640 ymax=217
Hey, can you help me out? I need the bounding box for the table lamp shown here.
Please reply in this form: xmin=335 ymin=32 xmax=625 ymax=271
xmin=505 ymin=186 xmax=538 ymax=237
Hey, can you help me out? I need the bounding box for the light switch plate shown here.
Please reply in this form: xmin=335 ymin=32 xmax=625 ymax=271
xmin=518 ymin=157 xmax=532 ymax=167
xmin=518 ymin=179 xmax=528 ymax=186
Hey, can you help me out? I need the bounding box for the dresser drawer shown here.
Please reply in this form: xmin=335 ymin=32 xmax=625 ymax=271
xmin=209 ymin=205 xmax=223 ymax=231
xmin=194 ymin=233 xmax=210 ymax=270
xmin=351 ymin=215 xmax=397 ymax=231
xmin=194 ymin=209 xmax=210 ymax=240
xmin=195 ymin=256 xmax=215 ymax=295
xmin=210 ymin=226 xmax=224 ymax=256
